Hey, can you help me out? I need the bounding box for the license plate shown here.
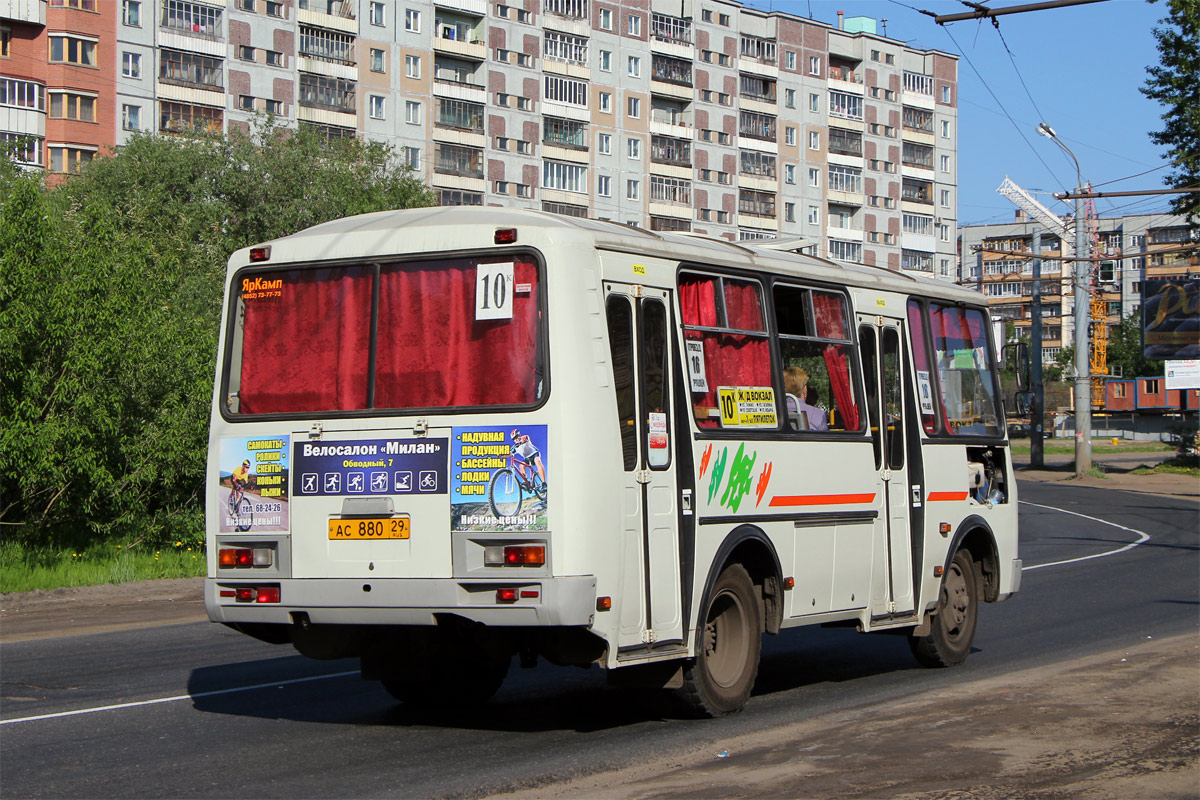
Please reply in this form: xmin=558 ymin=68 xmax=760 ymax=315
xmin=328 ymin=517 xmax=410 ymax=540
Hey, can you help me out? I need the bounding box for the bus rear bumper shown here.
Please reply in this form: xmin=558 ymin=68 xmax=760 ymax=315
xmin=205 ymin=576 xmax=598 ymax=628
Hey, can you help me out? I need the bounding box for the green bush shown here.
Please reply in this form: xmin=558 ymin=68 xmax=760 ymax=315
xmin=1 ymin=120 xmax=435 ymax=551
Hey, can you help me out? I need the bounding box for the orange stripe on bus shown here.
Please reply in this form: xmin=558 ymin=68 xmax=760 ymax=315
xmin=768 ymin=493 xmax=877 ymax=507
xmin=927 ymin=491 xmax=969 ymax=502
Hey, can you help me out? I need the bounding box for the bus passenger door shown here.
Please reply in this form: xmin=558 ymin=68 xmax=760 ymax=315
xmin=605 ymin=284 xmax=684 ymax=649
xmin=858 ymin=316 xmax=916 ymax=619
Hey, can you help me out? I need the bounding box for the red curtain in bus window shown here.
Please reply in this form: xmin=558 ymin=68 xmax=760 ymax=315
xmin=238 ymin=268 xmax=373 ymax=413
xmin=811 ymin=292 xmax=859 ymax=430
xmin=374 ymin=259 xmax=540 ymax=409
xmin=680 ymin=275 xmax=770 ymax=427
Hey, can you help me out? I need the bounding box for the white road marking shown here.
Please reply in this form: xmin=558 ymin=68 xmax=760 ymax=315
xmin=0 ymin=669 xmax=359 ymax=726
xmin=1019 ymin=500 xmax=1151 ymax=571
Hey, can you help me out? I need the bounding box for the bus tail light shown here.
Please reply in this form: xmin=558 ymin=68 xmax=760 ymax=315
xmin=235 ymin=587 xmax=255 ymax=602
xmin=249 ymin=246 xmax=271 ymax=262
xmin=230 ymin=585 xmax=281 ymax=603
xmin=219 ymin=547 xmax=273 ymax=568
xmin=496 ymin=587 xmax=518 ymax=602
xmin=484 ymin=544 xmax=545 ymax=566
xmin=494 ymin=228 xmax=517 ymax=244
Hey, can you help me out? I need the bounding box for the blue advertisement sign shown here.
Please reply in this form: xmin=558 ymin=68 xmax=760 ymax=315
xmin=291 ymin=438 xmax=448 ymax=497
xmin=218 ymin=435 xmax=290 ymax=533
xmin=452 ymin=425 xmax=548 ymax=531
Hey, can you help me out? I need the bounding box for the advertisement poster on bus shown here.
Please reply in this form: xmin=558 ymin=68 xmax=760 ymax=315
xmin=1142 ymin=278 xmax=1200 ymax=360
xmin=290 ymin=437 xmax=449 ymax=497
xmin=218 ymin=435 xmax=290 ymax=533
xmin=451 ymin=426 xmax=548 ymax=532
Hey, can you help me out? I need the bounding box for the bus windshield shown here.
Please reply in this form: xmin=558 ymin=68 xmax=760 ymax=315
xmin=226 ymin=256 xmax=543 ymax=415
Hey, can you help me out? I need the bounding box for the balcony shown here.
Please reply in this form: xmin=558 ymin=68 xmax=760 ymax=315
xmin=542 ymin=116 xmax=587 ymax=150
xmin=738 ymin=189 xmax=776 ymax=219
xmin=161 ymin=0 xmax=223 ymax=40
xmin=435 ymin=97 xmax=484 ymax=133
xmin=298 ymin=74 xmax=356 ymax=114
xmin=738 ymin=110 xmax=776 ymax=143
xmin=651 ymin=12 xmax=692 ymax=45
xmin=652 ymin=55 xmax=692 ymax=87
xmin=739 ymin=74 xmax=776 ymax=104
xmin=650 ymin=134 xmax=691 ymax=167
xmin=543 ymin=0 xmax=586 ymax=20
xmin=828 ymin=129 xmax=862 ymax=158
xmin=434 ymin=142 xmax=484 ymax=179
xmin=739 ymin=35 xmax=776 ymax=66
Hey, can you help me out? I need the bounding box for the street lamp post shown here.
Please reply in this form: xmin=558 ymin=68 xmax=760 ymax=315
xmin=1037 ymin=122 xmax=1092 ymax=475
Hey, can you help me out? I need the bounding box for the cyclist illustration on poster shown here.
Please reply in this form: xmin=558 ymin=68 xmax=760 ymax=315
xmin=218 ymin=436 xmax=290 ymax=533
xmin=451 ymin=425 xmax=548 ymax=531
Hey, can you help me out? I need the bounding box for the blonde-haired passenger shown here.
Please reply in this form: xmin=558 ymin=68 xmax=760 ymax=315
xmin=783 ymin=366 xmax=829 ymax=432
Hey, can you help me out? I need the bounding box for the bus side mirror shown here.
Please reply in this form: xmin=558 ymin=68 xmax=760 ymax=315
xmin=1004 ymin=342 xmax=1030 ymax=393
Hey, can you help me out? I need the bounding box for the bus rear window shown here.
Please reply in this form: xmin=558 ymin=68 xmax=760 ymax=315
xmin=227 ymin=257 xmax=543 ymax=415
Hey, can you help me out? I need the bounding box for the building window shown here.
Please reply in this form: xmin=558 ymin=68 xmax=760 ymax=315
xmin=784 ymin=202 xmax=795 ymax=223
xmin=808 ymin=167 xmax=819 ymax=187
xmin=786 ymin=50 xmax=796 ymax=70
xmin=265 ymin=99 xmax=282 ymax=114
xmin=159 ymin=100 xmax=221 ymax=133
xmin=266 ymin=1 xmax=283 ymax=17
xmin=599 ymin=49 xmax=611 ymax=71
xmin=405 ymin=54 xmax=420 ymax=78
xmin=702 ymin=9 xmax=712 ymax=21
xmin=238 ymin=44 xmax=254 ymax=60
xmin=627 ymin=55 xmax=640 ymax=77
xmin=403 ymin=146 xmax=420 ymax=168
xmin=48 ymin=145 xmax=96 ymax=174
xmin=828 ymin=90 xmax=863 ymax=121
xmin=266 ymin=50 xmax=283 ymax=66
xmin=49 ymin=35 xmax=97 ymax=67
xmin=160 ymin=48 xmax=224 ymax=89
xmin=627 ymin=13 xmax=641 ymax=36
xmin=941 ymin=85 xmax=951 ymax=103
xmin=940 ymin=189 xmax=951 ymax=207
xmin=238 ymin=95 xmax=255 ymax=111
xmin=123 ymin=0 xmax=141 ymax=26
xmin=784 ymin=126 xmax=795 ymax=146
xmin=597 ymin=174 xmax=611 ymax=197
xmin=598 ymin=132 xmax=611 ymax=154
xmin=808 ymin=130 xmax=819 ymax=150
xmin=627 ymin=96 xmax=640 ymax=118
xmin=627 ymin=137 xmax=640 ymax=159
xmin=784 ymin=88 xmax=795 ymax=108
xmin=807 ymin=204 xmax=819 ymax=224
xmin=940 ymin=154 xmax=950 ymax=172
xmin=941 ymin=119 xmax=951 ymax=138
xmin=598 ymin=91 xmax=611 ymax=113
xmin=122 ymin=51 xmax=141 ymax=78
xmin=47 ymin=90 xmax=92 ymax=122
xmin=122 ymin=104 xmax=141 ymax=130
xmin=808 ymin=55 xmax=820 ymax=75
xmin=599 ymin=8 xmax=612 ymax=30
xmin=718 ymin=13 xmax=730 ymax=25
xmin=828 ymin=239 xmax=863 ymax=263
xmin=406 ymin=8 xmax=420 ymax=32
xmin=544 ymin=75 xmax=588 ymax=107
xmin=405 ymin=100 xmax=421 ymax=124
xmin=627 ymin=178 xmax=639 ymax=199
xmin=369 ymin=95 xmax=385 ymax=119
xmin=370 ymin=1 xmax=385 ymax=25
xmin=543 ymin=159 xmax=587 ymax=193
xmin=370 ymin=48 xmax=385 ymax=72
xmin=784 ymin=164 xmax=795 ymax=184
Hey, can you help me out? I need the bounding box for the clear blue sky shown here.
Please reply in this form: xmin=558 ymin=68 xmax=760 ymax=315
xmin=755 ymin=0 xmax=1175 ymax=225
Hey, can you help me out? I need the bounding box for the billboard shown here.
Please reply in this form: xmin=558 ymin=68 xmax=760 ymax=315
xmin=1141 ymin=278 xmax=1199 ymax=360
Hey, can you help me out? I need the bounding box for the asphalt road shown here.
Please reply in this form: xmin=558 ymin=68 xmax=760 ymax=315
xmin=1 ymin=479 xmax=1196 ymax=799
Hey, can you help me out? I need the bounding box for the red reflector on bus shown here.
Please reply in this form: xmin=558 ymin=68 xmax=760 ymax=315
xmin=520 ymin=589 xmax=539 ymax=599
xmin=934 ymin=566 xmax=944 ymax=578
xmin=220 ymin=590 xmax=236 ymax=598
xmin=494 ymin=228 xmax=517 ymax=244
xmin=496 ymin=588 xmax=518 ymax=602
xmin=783 ymin=577 xmax=795 ymax=590
xmin=596 ymin=596 xmax=612 ymax=611
xmin=256 ymin=586 xmax=281 ymax=603
xmin=249 ymin=246 xmax=271 ymax=262
xmin=235 ymin=587 xmax=255 ymax=602
xmin=939 ymin=522 xmax=952 ymax=535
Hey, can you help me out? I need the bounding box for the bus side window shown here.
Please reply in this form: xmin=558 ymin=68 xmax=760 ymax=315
xmin=860 ymin=325 xmax=882 ymax=468
xmin=679 ymin=272 xmax=771 ymax=429
xmin=773 ymin=284 xmax=862 ymax=433
xmin=606 ymin=295 xmax=637 ymax=471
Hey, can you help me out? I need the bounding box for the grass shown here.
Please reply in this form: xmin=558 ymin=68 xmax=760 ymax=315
xmin=0 ymin=539 xmax=206 ymax=594
xmin=1009 ymin=440 xmax=1175 ymax=456
xmin=1129 ymin=453 xmax=1200 ymax=478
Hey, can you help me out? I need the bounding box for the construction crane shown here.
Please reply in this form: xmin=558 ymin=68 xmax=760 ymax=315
xmin=995 ymin=177 xmax=1108 ymax=408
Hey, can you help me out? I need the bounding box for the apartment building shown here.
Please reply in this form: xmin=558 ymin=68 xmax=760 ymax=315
xmin=959 ymin=211 xmax=1199 ymax=364
xmin=2 ymin=0 xmax=961 ymax=277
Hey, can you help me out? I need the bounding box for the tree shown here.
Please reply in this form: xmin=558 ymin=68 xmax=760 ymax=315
xmin=1141 ymin=0 xmax=1200 ymax=223
xmin=1106 ymin=311 xmax=1164 ymax=379
xmin=1 ymin=120 xmax=435 ymax=549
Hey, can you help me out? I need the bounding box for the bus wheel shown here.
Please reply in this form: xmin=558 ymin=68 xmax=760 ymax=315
xmin=910 ymin=548 xmax=978 ymax=667
xmin=682 ymin=563 xmax=762 ymax=717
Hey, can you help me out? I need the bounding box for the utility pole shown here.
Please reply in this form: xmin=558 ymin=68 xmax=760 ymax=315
xmin=1037 ymin=122 xmax=1091 ymax=475
xmin=1030 ymin=227 xmax=1045 ymax=468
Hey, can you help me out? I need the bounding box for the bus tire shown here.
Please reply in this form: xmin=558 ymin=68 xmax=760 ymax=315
xmin=909 ymin=548 xmax=978 ymax=667
xmin=681 ymin=563 xmax=761 ymax=717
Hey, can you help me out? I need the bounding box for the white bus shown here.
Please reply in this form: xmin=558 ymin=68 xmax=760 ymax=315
xmin=206 ymin=208 xmax=1020 ymax=715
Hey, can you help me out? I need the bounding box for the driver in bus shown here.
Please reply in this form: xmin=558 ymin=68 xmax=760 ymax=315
xmin=510 ymin=429 xmax=546 ymax=488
